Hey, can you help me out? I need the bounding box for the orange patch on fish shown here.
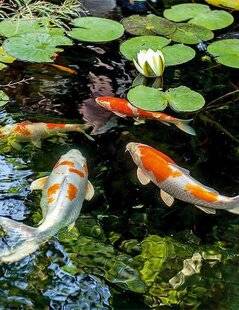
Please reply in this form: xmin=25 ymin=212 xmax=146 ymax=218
xmin=14 ymin=123 xmax=31 ymax=136
xmin=54 ymin=160 xmax=75 ymax=169
xmin=185 ymin=183 xmax=218 ymax=203
xmin=47 ymin=183 xmax=60 ymax=204
xmin=47 ymin=123 xmax=66 ymax=129
xmin=51 ymin=64 xmax=78 ymax=75
xmin=67 ymin=183 xmax=78 ymax=201
xmin=69 ymin=168 xmax=85 ymax=177
xmin=138 ymin=145 xmax=180 ymax=182
xmin=97 ymin=97 xmax=134 ymax=116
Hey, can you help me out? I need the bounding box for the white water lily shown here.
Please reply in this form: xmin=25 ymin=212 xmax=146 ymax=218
xmin=133 ymin=48 xmax=165 ymax=78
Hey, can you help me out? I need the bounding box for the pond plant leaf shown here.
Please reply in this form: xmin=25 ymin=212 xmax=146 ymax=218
xmin=164 ymin=4 xmax=211 ymax=22
xmin=145 ymin=15 xmax=177 ymax=37
xmin=0 ymin=47 xmax=15 ymax=70
xmin=121 ymin=15 xmax=154 ymax=35
xmin=0 ymin=91 xmax=9 ymax=107
xmin=166 ymin=86 xmax=205 ymax=112
xmin=190 ymin=10 xmax=233 ymax=30
xmin=127 ymin=85 xmax=168 ymax=111
xmin=207 ymin=39 xmax=239 ymax=68
xmin=162 ymin=44 xmax=195 ymax=66
xmin=0 ymin=19 xmax=45 ymax=37
xmin=205 ymin=0 xmax=239 ymax=10
xmin=3 ymin=32 xmax=72 ymax=63
xmin=68 ymin=17 xmax=124 ymax=43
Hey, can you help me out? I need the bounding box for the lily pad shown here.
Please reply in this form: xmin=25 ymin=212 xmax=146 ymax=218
xmin=120 ymin=36 xmax=170 ymax=61
xmin=205 ymin=0 xmax=239 ymax=10
xmin=190 ymin=10 xmax=233 ymax=30
xmin=169 ymin=23 xmax=214 ymax=44
xmin=207 ymin=39 xmax=239 ymax=68
xmin=3 ymin=32 xmax=72 ymax=63
xmin=162 ymin=44 xmax=195 ymax=66
xmin=0 ymin=47 xmax=15 ymax=64
xmin=127 ymin=85 xmax=168 ymax=111
xmin=164 ymin=4 xmax=210 ymax=22
xmin=121 ymin=15 xmax=154 ymax=36
xmin=68 ymin=17 xmax=124 ymax=42
xmin=0 ymin=90 xmax=9 ymax=107
xmin=147 ymin=15 xmax=177 ymax=36
xmin=166 ymin=86 xmax=205 ymax=112
xmin=0 ymin=19 xmax=44 ymax=37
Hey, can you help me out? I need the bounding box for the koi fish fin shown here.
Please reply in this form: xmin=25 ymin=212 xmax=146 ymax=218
xmin=175 ymin=120 xmax=196 ymax=136
xmin=30 ymin=176 xmax=48 ymax=191
xmin=137 ymin=167 xmax=150 ymax=185
xmin=74 ymin=125 xmax=95 ymax=142
xmin=68 ymin=222 xmax=75 ymax=231
xmin=171 ymin=164 xmax=190 ymax=175
xmin=32 ymin=139 xmax=42 ymax=148
xmin=160 ymin=121 xmax=171 ymax=127
xmin=194 ymin=205 xmax=216 ymax=214
xmin=85 ymin=181 xmax=94 ymax=201
xmin=114 ymin=112 xmax=127 ymax=118
xmin=227 ymin=196 xmax=239 ymax=214
xmin=133 ymin=118 xmax=145 ymax=125
xmin=160 ymin=189 xmax=174 ymax=207
xmin=0 ymin=216 xmax=39 ymax=263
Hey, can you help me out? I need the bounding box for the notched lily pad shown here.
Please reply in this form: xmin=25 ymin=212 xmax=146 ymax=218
xmin=0 ymin=90 xmax=9 ymax=107
xmin=190 ymin=10 xmax=233 ymax=30
xmin=207 ymin=39 xmax=239 ymax=68
xmin=164 ymin=4 xmax=210 ymax=22
xmin=68 ymin=17 xmax=124 ymax=42
xmin=120 ymin=36 xmax=170 ymax=61
xmin=147 ymin=14 xmax=177 ymax=37
xmin=3 ymin=32 xmax=72 ymax=63
xmin=166 ymin=86 xmax=205 ymax=112
xmin=121 ymin=15 xmax=154 ymax=35
xmin=0 ymin=19 xmax=44 ymax=37
xmin=127 ymin=85 xmax=168 ymax=111
xmin=163 ymin=44 xmax=195 ymax=66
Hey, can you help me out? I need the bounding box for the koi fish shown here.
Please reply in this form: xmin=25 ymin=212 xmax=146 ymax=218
xmin=0 ymin=121 xmax=93 ymax=149
xmin=50 ymin=64 xmax=78 ymax=75
xmin=126 ymin=142 xmax=239 ymax=215
xmin=0 ymin=149 xmax=94 ymax=263
xmin=95 ymin=96 xmax=196 ymax=135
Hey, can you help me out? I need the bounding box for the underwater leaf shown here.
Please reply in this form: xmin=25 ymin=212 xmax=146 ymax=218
xmin=121 ymin=15 xmax=154 ymax=35
xmin=127 ymin=85 xmax=168 ymax=111
xmin=164 ymin=4 xmax=211 ymax=22
xmin=205 ymin=0 xmax=239 ymax=10
xmin=147 ymin=15 xmax=177 ymax=36
xmin=166 ymin=86 xmax=205 ymax=112
xmin=3 ymin=32 xmax=72 ymax=63
xmin=120 ymin=36 xmax=170 ymax=61
xmin=162 ymin=44 xmax=195 ymax=66
xmin=169 ymin=23 xmax=214 ymax=44
xmin=190 ymin=10 xmax=233 ymax=30
xmin=68 ymin=17 xmax=124 ymax=42
xmin=207 ymin=39 xmax=239 ymax=68
xmin=0 ymin=91 xmax=9 ymax=106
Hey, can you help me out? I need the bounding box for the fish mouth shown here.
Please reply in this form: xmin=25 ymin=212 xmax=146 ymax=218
xmin=64 ymin=149 xmax=85 ymax=161
xmin=125 ymin=142 xmax=140 ymax=154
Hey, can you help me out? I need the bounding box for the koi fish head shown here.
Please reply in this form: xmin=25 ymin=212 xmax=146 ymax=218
xmin=126 ymin=142 xmax=142 ymax=165
xmin=61 ymin=149 xmax=86 ymax=165
xmin=95 ymin=97 xmax=112 ymax=110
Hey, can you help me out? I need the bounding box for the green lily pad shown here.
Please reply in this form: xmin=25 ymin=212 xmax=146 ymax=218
xmin=127 ymin=85 xmax=168 ymax=111
xmin=0 ymin=90 xmax=9 ymax=106
xmin=0 ymin=19 xmax=44 ymax=37
xmin=0 ymin=47 xmax=15 ymax=71
xmin=169 ymin=23 xmax=214 ymax=44
xmin=162 ymin=44 xmax=195 ymax=66
xmin=164 ymin=4 xmax=210 ymax=22
xmin=121 ymin=15 xmax=154 ymax=36
xmin=166 ymin=86 xmax=205 ymax=112
xmin=207 ymin=39 xmax=239 ymax=68
xmin=147 ymin=15 xmax=177 ymax=36
xmin=190 ymin=10 xmax=233 ymax=30
xmin=68 ymin=17 xmax=124 ymax=43
xmin=3 ymin=32 xmax=72 ymax=63
xmin=120 ymin=36 xmax=170 ymax=61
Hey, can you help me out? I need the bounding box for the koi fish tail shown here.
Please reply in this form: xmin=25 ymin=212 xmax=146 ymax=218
xmin=174 ymin=119 xmax=196 ymax=136
xmin=0 ymin=216 xmax=40 ymax=263
xmin=74 ymin=124 xmax=95 ymax=141
xmin=226 ymin=195 xmax=239 ymax=214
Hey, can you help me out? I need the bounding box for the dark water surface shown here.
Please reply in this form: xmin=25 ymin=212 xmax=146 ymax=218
xmin=0 ymin=1 xmax=239 ymax=309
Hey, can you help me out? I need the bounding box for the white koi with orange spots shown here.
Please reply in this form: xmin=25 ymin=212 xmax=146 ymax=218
xmin=0 ymin=149 xmax=94 ymax=263
xmin=96 ymin=96 xmax=196 ymax=135
xmin=0 ymin=121 xmax=93 ymax=149
xmin=127 ymin=142 xmax=239 ymax=215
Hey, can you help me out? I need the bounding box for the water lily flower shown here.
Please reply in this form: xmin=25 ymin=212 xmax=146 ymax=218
xmin=133 ymin=49 xmax=165 ymax=78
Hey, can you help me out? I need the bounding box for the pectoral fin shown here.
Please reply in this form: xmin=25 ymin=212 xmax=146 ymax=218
xmin=85 ymin=181 xmax=94 ymax=201
xmin=137 ymin=167 xmax=150 ymax=185
xmin=114 ymin=112 xmax=127 ymax=118
xmin=160 ymin=189 xmax=175 ymax=207
xmin=30 ymin=176 xmax=48 ymax=191
xmin=195 ymin=205 xmax=216 ymax=214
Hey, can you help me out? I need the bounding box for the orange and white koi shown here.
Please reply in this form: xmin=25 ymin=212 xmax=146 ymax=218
xmin=96 ymin=96 xmax=196 ymax=135
xmin=0 ymin=121 xmax=93 ymax=149
xmin=126 ymin=142 xmax=239 ymax=215
xmin=0 ymin=149 xmax=94 ymax=263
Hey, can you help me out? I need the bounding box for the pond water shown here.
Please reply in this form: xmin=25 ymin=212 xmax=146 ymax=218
xmin=0 ymin=0 xmax=239 ymax=309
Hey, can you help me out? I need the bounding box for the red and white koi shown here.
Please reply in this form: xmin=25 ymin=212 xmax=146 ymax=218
xmin=0 ymin=149 xmax=94 ymax=263
xmin=0 ymin=121 xmax=93 ymax=149
xmin=126 ymin=142 xmax=239 ymax=215
xmin=96 ymin=96 xmax=196 ymax=135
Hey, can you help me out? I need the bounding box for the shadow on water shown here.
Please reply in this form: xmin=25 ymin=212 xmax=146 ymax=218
xmin=0 ymin=0 xmax=239 ymax=309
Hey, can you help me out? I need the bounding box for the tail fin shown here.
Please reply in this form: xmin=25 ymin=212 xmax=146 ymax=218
xmin=0 ymin=217 xmax=40 ymax=263
xmin=175 ymin=119 xmax=196 ymax=136
xmin=226 ymin=196 xmax=239 ymax=215
xmin=75 ymin=124 xmax=95 ymax=141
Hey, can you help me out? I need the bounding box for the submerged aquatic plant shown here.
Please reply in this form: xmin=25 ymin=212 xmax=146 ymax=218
xmin=133 ymin=49 xmax=165 ymax=78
